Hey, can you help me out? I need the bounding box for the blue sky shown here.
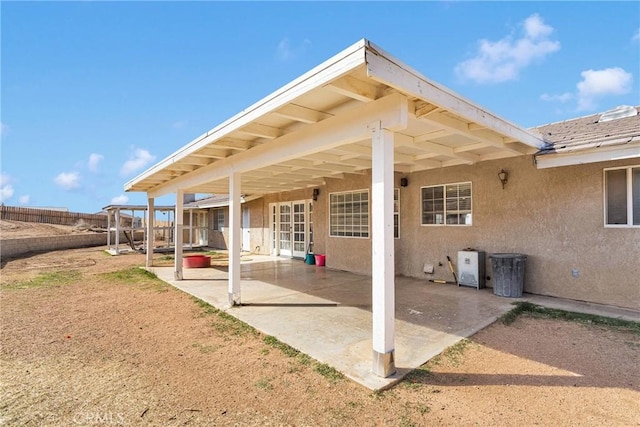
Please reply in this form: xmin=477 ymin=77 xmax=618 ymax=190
xmin=2 ymin=1 xmax=639 ymax=213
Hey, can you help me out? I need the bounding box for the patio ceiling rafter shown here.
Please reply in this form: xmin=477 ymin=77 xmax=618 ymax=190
xmin=144 ymin=92 xmax=409 ymax=198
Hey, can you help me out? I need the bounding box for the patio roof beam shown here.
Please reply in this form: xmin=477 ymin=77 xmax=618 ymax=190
xmin=418 ymin=111 xmax=529 ymax=156
xmin=181 ymin=156 xmax=215 ymax=166
xmin=281 ymin=159 xmax=362 ymax=174
xmin=213 ymin=138 xmax=253 ymax=151
xmin=191 ymin=147 xmax=232 ymax=159
xmin=325 ymin=75 xmax=380 ymax=102
xmin=409 ymin=158 xmax=443 ymax=172
xmin=414 ymin=103 xmax=440 ymax=118
xmin=334 ymin=142 xmax=416 ymax=164
xmin=273 ymin=104 xmax=333 ymax=124
xmin=305 ymin=153 xmax=372 ymax=169
xmin=397 ymin=134 xmax=479 ymax=164
xmin=167 ymin=164 xmax=197 ymax=172
xmin=237 ymin=122 xmax=283 ymax=139
xmin=454 ymin=142 xmax=491 ymax=152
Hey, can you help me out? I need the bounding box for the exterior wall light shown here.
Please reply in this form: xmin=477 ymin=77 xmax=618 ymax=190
xmin=498 ymin=169 xmax=509 ymax=189
xmin=312 ymin=188 xmax=320 ymax=201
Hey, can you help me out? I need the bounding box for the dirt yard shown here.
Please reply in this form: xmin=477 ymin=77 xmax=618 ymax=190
xmin=0 ymin=219 xmax=103 ymax=238
xmin=1 ymin=237 xmax=639 ymax=425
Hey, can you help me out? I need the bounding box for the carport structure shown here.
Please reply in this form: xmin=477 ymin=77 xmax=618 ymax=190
xmin=125 ymin=39 xmax=545 ymax=377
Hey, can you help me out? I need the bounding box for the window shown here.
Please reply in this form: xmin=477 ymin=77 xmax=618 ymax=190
xmin=213 ymin=208 xmax=225 ymax=231
xmin=329 ymin=190 xmax=369 ymax=238
xmin=394 ymin=188 xmax=400 ymax=239
xmin=604 ymin=166 xmax=640 ymax=227
xmin=421 ymin=182 xmax=472 ymax=226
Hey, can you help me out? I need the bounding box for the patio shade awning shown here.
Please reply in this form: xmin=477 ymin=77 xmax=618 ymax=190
xmin=125 ymin=39 xmax=547 ymax=198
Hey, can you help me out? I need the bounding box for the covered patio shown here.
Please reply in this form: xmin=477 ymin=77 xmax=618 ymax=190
xmin=149 ymin=257 xmax=518 ymax=390
xmin=126 ymin=39 xmax=548 ymax=378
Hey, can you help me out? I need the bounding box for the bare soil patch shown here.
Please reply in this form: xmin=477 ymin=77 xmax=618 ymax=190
xmin=1 ymin=247 xmax=639 ymax=426
xmin=0 ymin=219 xmax=103 ymax=239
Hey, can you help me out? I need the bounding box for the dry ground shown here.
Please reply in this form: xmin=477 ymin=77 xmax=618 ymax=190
xmin=1 ymin=231 xmax=639 ymax=425
xmin=0 ymin=219 xmax=103 ymax=238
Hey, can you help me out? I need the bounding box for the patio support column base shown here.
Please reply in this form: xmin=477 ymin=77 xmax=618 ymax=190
xmin=372 ymin=349 xmax=395 ymax=378
xmin=228 ymin=292 xmax=241 ymax=306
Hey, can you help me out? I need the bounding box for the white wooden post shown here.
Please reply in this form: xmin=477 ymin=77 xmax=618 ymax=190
xmin=114 ymin=209 xmax=120 ymax=255
xmin=146 ymin=196 xmax=154 ymax=268
xmin=107 ymin=209 xmax=112 ymax=251
xmin=174 ymin=189 xmax=184 ymax=280
xmin=188 ymin=209 xmax=193 ymax=249
xmin=370 ymin=121 xmax=396 ymax=377
xmin=229 ymin=172 xmax=242 ymax=305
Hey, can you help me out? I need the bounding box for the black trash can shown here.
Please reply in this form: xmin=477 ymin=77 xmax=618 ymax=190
xmin=489 ymin=253 xmax=527 ymax=297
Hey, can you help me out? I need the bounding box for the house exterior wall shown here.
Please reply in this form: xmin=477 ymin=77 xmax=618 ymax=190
xmin=394 ymin=155 xmax=639 ymax=309
xmin=318 ymin=155 xmax=638 ymax=309
xmin=207 ymin=155 xmax=638 ymax=310
xmin=208 ymin=208 xmax=228 ymax=250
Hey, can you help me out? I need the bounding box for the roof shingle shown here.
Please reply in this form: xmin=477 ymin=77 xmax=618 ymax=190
xmin=534 ymin=106 xmax=640 ymax=155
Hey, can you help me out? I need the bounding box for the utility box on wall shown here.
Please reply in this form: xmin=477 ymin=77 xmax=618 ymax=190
xmin=457 ymin=250 xmax=486 ymax=289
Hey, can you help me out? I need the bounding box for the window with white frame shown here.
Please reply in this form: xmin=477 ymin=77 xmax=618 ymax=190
xmin=421 ymin=182 xmax=472 ymax=225
xmin=329 ymin=190 xmax=369 ymax=238
xmin=213 ymin=208 xmax=225 ymax=231
xmin=394 ymin=188 xmax=400 ymax=239
xmin=604 ymin=166 xmax=640 ymax=227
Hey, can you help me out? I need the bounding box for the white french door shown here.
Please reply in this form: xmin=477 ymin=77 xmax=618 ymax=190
xmin=278 ymin=203 xmax=292 ymax=257
xmin=270 ymin=200 xmax=311 ymax=258
xmin=242 ymin=207 xmax=251 ymax=252
xmin=292 ymin=201 xmax=307 ymax=258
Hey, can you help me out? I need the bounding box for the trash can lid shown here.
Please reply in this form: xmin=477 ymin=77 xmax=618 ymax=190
xmin=489 ymin=253 xmax=527 ymax=258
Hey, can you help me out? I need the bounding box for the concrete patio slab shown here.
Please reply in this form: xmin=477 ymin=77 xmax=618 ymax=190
xmin=148 ymin=256 xmax=639 ymax=390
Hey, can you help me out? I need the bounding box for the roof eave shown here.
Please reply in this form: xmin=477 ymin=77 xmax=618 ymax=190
xmin=535 ymin=142 xmax=640 ymax=169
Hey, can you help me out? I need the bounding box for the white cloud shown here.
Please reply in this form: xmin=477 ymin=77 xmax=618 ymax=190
xmin=0 ymin=173 xmax=14 ymax=202
xmin=120 ymin=148 xmax=156 ymax=176
xmin=576 ymin=67 xmax=633 ymax=111
xmin=88 ymin=153 xmax=104 ymax=173
xmin=110 ymin=194 xmax=129 ymax=205
xmin=54 ymin=171 xmax=81 ymax=190
xmin=455 ymin=13 xmax=560 ymax=84
xmin=540 ymin=92 xmax=573 ymax=103
xmin=0 ymin=122 xmax=8 ymax=137
xmin=18 ymin=195 xmax=30 ymax=205
xmin=172 ymin=120 xmax=188 ymax=130
xmin=276 ymin=37 xmax=311 ymax=61
xmin=633 ymin=28 xmax=640 ymax=42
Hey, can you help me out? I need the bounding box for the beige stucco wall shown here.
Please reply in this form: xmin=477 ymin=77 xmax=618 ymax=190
xmin=208 ymin=155 xmax=639 ymax=310
xmin=398 ymin=156 xmax=640 ymax=309
xmin=207 ymin=209 xmax=228 ymax=250
xmin=321 ymin=156 xmax=639 ymax=309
